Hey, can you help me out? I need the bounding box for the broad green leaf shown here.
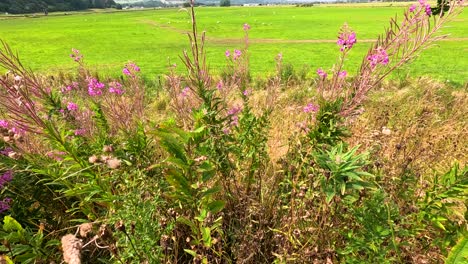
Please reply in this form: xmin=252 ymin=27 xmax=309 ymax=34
xmin=177 ymin=217 xmax=198 ymax=235
xmin=207 ymin=200 xmax=225 ymax=214
xmin=3 ymin=216 xmax=23 ymax=233
xmin=446 ymin=236 xmax=468 ymax=264
xmin=184 ymin=249 xmax=198 ymax=258
xmin=202 ymin=227 xmax=212 ymax=247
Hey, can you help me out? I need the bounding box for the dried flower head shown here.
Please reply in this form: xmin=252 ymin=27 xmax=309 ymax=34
xmin=61 ymin=234 xmax=82 ymax=264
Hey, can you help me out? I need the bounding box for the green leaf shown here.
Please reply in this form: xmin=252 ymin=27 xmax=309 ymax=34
xmin=202 ymin=227 xmax=212 ymax=247
xmin=184 ymin=249 xmax=198 ymax=258
xmin=206 ymin=200 xmax=225 ymax=214
xmin=3 ymin=216 xmax=23 ymax=233
xmin=446 ymin=236 xmax=468 ymax=264
xmin=177 ymin=217 xmax=198 ymax=235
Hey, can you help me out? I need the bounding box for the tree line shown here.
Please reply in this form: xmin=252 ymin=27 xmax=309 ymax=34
xmin=0 ymin=0 xmax=120 ymax=14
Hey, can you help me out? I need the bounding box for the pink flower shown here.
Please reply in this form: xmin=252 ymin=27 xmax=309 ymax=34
xmin=409 ymin=4 xmax=416 ymax=12
xmin=70 ymin=48 xmax=83 ymax=62
xmin=180 ymin=86 xmax=190 ymax=98
xmin=367 ymin=47 xmax=389 ymax=68
xmin=216 ymin=81 xmax=223 ymax=90
xmin=0 ymin=120 xmax=8 ymax=128
xmin=228 ymin=105 xmax=243 ymax=115
xmin=87 ymin=78 xmax=105 ymax=96
xmin=338 ymin=70 xmax=347 ymax=78
xmin=242 ymin=89 xmax=251 ymax=96
xmin=225 ymin=50 xmax=231 ymax=58
xmin=67 ymin=102 xmax=78 ymax=111
xmin=74 ymin=128 xmax=86 ymax=136
xmin=234 ymin=49 xmax=242 ymax=60
xmin=337 ymin=31 xmax=357 ymax=52
xmin=317 ymin=68 xmax=327 ymax=78
xmin=122 ymin=68 xmax=131 ymax=76
xmin=109 ymin=82 xmax=124 ymax=95
xmin=303 ymin=103 xmax=319 ymax=113
xmin=243 ymin=23 xmax=251 ymax=31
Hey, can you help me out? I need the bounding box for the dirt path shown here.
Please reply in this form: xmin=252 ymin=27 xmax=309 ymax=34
xmin=140 ymin=19 xmax=468 ymax=45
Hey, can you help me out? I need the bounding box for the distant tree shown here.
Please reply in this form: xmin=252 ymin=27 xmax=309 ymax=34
xmin=220 ymin=0 xmax=230 ymax=7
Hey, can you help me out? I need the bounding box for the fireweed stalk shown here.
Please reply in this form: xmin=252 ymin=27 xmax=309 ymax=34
xmin=341 ymin=0 xmax=463 ymax=116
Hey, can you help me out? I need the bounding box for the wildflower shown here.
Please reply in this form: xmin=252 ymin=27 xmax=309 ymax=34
xmin=67 ymin=102 xmax=78 ymax=111
xmin=230 ymin=115 xmax=239 ymax=126
xmin=233 ymin=49 xmax=242 ymax=60
xmin=242 ymin=89 xmax=251 ymax=96
xmin=0 ymin=171 xmax=13 ymax=188
xmin=87 ymin=78 xmax=105 ymax=96
xmin=317 ymin=68 xmax=328 ymax=78
xmin=0 ymin=120 xmax=8 ymax=128
xmin=243 ymin=23 xmax=251 ymax=31
xmin=14 ymin=75 xmax=22 ymax=81
xmin=409 ymin=4 xmax=417 ymax=12
xmin=222 ymin=127 xmax=231 ymax=134
xmin=74 ymin=128 xmax=86 ymax=136
xmin=216 ymin=81 xmax=223 ymax=90
xmin=367 ymin=47 xmax=389 ymax=68
xmin=303 ymin=103 xmax=319 ymax=113
xmin=180 ymin=86 xmax=190 ymax=98
xmin=338 ymin=70 xmax=347 ymax=78
xmin=228 ymin=105 xmax=243 ymax=116
xmin=70 ymin=48 xmax=83 ymax=62
xmin=225 ymin=50 xmax=231 ymax=58
xmin=418 ymin=0 xmax=432 ymax=16
xmin=46 ymin=151 xmax=66 ymax=161
xmin=0 ymin=198 xmax=12 ymax=213
xmin=337 ymin=24 xmax=357 ymax=52
xmin=0 ymin=148 xmax=13 ymax=156
xmin=122 ymin=68 xmax=131 ymax=76
xmin=109 ymin=82 xmax=124 ymax=95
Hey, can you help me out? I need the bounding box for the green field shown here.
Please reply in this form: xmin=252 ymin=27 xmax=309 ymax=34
xmin=0 ymin=5 xmax=467 ymax=83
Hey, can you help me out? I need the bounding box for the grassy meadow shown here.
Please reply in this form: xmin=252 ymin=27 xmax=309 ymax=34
xmin=0 ymin=5 xmax=466 ymax=84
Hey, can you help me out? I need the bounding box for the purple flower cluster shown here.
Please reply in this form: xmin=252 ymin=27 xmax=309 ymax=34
xmin=0 ymin=147 xmax=13 ymax=156
xmin=303 ymin=103 xmax=319 ymax=113
xmin=0 ymin=171 xmax=13 ymax=213
xmin=74 ymin=128 xmax=86 ymax=136
xmin=180 ymin=86 xmax=190 ymax=98
xmin=337 ymin=31 xmax=357 ymax=52
xmin=243 ymin=23 xmax=251 ymax=31
xmin=61 ymin=82 xmax=79 ymax=94
xmin=0 ymin=198 xmax=12 ymax=213
xmin=419 ymin=0 xmax=432 ymax=16
xmin=70 ymin=48 xmax=83 ymax=62
xmin=109 ymin=81 xmax=124 ymax=95
xmin=338 ymin=70 xmax=347 ymax=78
xmin=67 ymin=102 xmax=78 ymax=111
xmin=0 ymin=120 xmax=8 ymax=128
xmin=367 ymin=47 xmax=389 ymax=68
xmin=317 ymin=68 xmax=328 ymax=78
xmin=0 ymin=171 xmax=13 ymax=188
xmin=87 ymin=78 xmax=105 ymax=96
xmin=123 ymin=62 xmax=141 ymax=76
xmin=225 ymin=50 xmax=242 ymax=60
xmin=227 ymin=105 xmax=243 ymax=127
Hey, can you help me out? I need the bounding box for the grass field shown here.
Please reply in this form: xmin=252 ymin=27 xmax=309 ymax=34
xmin=0 ymin=5 xmax=466 ymax=84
